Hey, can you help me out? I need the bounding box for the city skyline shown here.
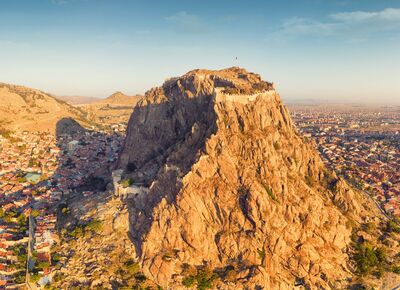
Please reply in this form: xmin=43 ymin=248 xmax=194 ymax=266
xmin=1 ymin=0 xmax=400 ymax=103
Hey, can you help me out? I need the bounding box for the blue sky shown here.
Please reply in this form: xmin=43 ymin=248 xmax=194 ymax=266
xmin=0 ymin=0 xmax=399 ymax=103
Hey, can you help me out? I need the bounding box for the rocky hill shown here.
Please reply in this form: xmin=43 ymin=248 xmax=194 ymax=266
xmin=51 ymin=67 xmax=400 ymax=289
xmin=0 ymin=82 xmax=92 ymax=133
xmin=98 ymin=91 xmax=142 ymax=106
xmin=115 ymin=67 xmax=398 ymax=289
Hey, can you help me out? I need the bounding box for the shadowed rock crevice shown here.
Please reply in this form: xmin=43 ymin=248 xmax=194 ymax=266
xmin=123 ymin=95 xmax=218 ymax=257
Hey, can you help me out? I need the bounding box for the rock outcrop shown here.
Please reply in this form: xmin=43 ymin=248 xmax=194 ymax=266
xmin=117 ymin=67 xmax=383 ymax=289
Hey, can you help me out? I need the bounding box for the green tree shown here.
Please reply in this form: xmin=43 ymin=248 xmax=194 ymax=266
xmin=386 ymin=220 xmax=400 ymax=233
xmin=353 ymin=242 xmax=387 ymax=276
xmin=17 ymin=213 xmax=27 ymax=226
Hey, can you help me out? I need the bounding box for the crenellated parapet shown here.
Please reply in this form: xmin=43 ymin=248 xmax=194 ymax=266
xmin=213 ymin=87 xmax=275 ymax=105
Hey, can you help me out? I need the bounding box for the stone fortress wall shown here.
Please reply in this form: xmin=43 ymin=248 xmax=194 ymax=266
xmin=112 ymin=169 xmax=149 ymax=199
xmin=213 ymin=87 xmax=275 ymax=105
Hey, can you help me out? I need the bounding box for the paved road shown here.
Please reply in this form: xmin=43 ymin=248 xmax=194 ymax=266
xmin=362 ymin=188 xmax=391 ymax=220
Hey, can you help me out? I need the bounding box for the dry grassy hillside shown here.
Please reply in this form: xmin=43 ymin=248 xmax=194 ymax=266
xmin=0 ymin=83 xmax=94 ymax=133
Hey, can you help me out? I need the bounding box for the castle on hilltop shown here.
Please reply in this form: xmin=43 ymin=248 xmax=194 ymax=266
xmin=213 ymin=86 xmax=275 ymax=105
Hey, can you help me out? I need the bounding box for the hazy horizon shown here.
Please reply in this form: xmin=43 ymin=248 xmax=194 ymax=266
xmin=1 ymin=0 xmax=400 ymax=103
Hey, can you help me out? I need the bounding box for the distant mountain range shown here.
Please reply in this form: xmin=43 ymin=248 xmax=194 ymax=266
xmin=56 ymin=95 xmax=101 ymax=105
xmin=58 ymin=92 xmax=142 ymax=106
xmin=97 ymin=91 xmax=142 ymax=106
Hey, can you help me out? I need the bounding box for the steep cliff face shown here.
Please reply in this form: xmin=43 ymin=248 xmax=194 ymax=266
xmin=118 ymin=67 xmax=383 ymax=289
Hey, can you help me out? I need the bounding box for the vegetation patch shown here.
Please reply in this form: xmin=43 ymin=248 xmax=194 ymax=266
xmin=385 ymin=220 xmax=400 ymax=234
xmin=10 ymin=244 xmax=27 ymax=270
xmin=352 ymin=241 xmax=388 ymax=277
xmin=345 ymin=176 xmax=365 ymax=190
xmin=120 ymin=178 xmax=134 ymax=188
xmin=12 ymin=272 xmax=25 ymax=284
xmin=68 ymin=219 xmax=103 ymax=239
xmin=182 ymin=265 xmax=219 ymax=290
xmin=261 ymin=182 xmax=277 ymax=202
xmin=257 ymin=248 xmax=266 ymax=266
xmin=31 ymin=209 xmax=40 ymax=217
xmin=0 ymin=127 xmax=22 ymax=143
xmin=113 ymin=258 xmax=155 ymax=288
xmin=61 ymin=206 xmax=70 ymax=215
xmin=304 ymin=175 xmax=315 ymax=187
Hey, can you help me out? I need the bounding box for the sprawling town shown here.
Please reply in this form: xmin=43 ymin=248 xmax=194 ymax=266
xmin=0 ymin=124 xmax=125 ymax=288
xmin=290 ymin=104 xmax=400 ymax=218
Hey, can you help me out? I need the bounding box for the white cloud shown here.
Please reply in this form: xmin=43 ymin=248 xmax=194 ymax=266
xmin=271 ymin=8 xmax=400 ymax=41
xmin=165 ymin=11 xmax=209 ymax=34
xmin=51 ymin=0 xmax=69 ymax=5
xmin=344 ymin=37 xmax=368 ymax=44
xmin=51 ymin=0 xmax=89 ymax=5
xmin=279 ymin=17 xmax=338 ymax=36
xmin=331 ymin=8 xmax=400 ymax=23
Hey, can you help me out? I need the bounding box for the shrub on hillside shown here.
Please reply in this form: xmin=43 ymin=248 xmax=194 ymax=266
xmin=386 ymin=220 xmax=400 ymax=234
xmin=305 ymin=175 xmax=315 ymax=187
xmin=182 ymin=266 xmax=218 ymax=290
xmin=353 ymin=242 xmax=387 ymax=276
xmin=85 ymin=219 xmax=103 ymax=232
xmin=120 ymin=178 xmax=134 ymax=188
xmin=31 ymin=209 xmax=40 ymax=217
xmin=273 ymin=141 xmax=281 ymax=150
xmin=69 ymin=219 xmax=103 ymax=239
